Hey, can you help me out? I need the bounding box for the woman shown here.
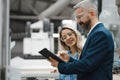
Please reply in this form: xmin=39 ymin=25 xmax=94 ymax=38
xmin=58 ymin=24 xmax=83 ymax=80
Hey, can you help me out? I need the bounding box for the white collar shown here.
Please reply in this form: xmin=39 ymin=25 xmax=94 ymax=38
xmin=87 ymin=22 xmax=101 ymax=36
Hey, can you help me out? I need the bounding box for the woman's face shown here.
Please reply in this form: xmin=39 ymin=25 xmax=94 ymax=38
xmin=61 ymin=29 xmax=77 ymax=47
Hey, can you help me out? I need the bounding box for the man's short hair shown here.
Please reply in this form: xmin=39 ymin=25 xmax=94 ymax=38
xmin=116 ymin=0 xmax=120 ymax=5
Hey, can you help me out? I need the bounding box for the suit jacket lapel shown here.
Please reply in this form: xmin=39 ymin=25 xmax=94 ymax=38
xmin=80 ymin=23 xmax=103 ymax=59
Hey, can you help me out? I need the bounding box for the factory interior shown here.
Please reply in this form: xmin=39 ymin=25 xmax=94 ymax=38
xmin=0 ymin=0 xmax=120 ymax=80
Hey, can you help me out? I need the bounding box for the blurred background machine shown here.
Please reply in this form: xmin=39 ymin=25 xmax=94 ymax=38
xmin=99 ymin=0 xmax=120 ymax=74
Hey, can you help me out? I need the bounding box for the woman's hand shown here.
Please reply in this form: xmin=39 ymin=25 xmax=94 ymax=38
xmin=51 ymin=69 xmax=58 ymax=73
xmin=58 ymin=51 xmax=70 ymax=62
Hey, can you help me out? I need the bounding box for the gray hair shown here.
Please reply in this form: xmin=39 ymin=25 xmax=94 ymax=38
xmin=73 ymin=0 xmax=97 ymax=12
xmin=116 ymin=0 xmax=120 ymax=5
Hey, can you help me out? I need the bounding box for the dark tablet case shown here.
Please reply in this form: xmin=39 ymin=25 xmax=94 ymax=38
xmin=39 ymin=48 xmax=64 ymax=63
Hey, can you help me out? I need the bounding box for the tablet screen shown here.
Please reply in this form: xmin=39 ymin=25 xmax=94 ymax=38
xmin=39 ymin=48 xmax=64 ymax=62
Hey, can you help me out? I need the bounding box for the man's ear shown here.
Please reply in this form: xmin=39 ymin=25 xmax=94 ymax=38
xmin=90 ymin=9 xmax=95 ymax=16
xmin=92 ymin=11 xmax=95 ymax=16
xmin=89 ymin=9 xmax=96 ymax=17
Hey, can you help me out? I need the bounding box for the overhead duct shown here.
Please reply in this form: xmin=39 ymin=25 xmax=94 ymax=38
xmin=38 ymin=0 xmax=72 ymax=20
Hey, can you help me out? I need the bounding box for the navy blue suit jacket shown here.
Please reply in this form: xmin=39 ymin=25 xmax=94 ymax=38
xmin=58 ymin=23 xmax=114 ymax=80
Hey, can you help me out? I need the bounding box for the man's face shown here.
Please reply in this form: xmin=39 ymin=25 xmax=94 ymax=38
xmin=74 ymin=8 xmax=91 ymax=32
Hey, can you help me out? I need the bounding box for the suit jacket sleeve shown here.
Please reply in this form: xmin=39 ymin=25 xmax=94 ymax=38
xmin=58 ymin=31 xmax=113 ymax=74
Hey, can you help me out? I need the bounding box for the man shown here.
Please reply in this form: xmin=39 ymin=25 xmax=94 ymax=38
xmin=49 ymin=0 xmax=114 ymax=80
xmin=116 ymin=0 xmax=120 ymax=16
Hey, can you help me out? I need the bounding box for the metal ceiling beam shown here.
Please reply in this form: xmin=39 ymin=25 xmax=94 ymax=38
xmin=10 ymin=15 xmax=38 ymax=20
xmin=38 ymin=0 xmax=72 ymax=20
xmin=10 ymin=15 xmax=71 ymax=20
xmin=23 ymin=0 xmax=39 ymax=15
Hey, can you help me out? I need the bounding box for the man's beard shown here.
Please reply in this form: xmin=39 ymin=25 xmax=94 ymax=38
xmin=78 ymin=19 xmax=91 ymax=37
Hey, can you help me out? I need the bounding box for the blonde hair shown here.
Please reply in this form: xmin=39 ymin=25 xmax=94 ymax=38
xmin=59 ymin=24 xmax=83 ymax=53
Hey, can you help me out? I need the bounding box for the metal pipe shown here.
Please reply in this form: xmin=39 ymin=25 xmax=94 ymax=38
xmin=0 ymin=0 xmax=2 ymax=79
xmin=1 ymin=0 xmax=10 ymax=80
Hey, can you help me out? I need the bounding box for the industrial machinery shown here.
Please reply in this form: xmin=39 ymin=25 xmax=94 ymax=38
xmin=99 ymin=0 xmax=120 ymax=74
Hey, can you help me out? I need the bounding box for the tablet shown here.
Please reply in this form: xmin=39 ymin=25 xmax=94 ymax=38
xmin=39 ymin=48 xmax=64 ymax=63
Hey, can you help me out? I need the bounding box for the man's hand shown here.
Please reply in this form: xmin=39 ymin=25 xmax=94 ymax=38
xmin=49 ymin=51 xmax=70 ymax=67
xmin=49 ymin=57 xmax=59 ymax=67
